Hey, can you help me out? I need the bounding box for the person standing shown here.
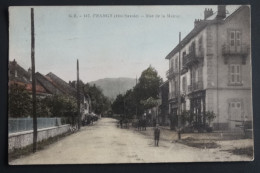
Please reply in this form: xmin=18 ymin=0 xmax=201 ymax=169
xmin=154 ymin=124 xmax=160 ymax=147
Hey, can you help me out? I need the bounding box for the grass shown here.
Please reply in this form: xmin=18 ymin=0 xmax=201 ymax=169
xmin=8 ymin=131 xmax=72 ymax=162
xmin=178 ymin=137 xmax=220 ymax=149
xmin=225 ymin=147 xmax=254 ymax=158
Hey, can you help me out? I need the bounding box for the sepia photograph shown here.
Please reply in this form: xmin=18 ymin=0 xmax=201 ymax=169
xmin=8 ymin=5 xmax=253 ymax=164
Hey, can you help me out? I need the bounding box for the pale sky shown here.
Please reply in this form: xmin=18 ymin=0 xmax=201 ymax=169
xmin=9 ymin=5 xmax=239 ymax=83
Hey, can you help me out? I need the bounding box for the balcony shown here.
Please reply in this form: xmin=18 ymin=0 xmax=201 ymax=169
xmin=188 ymin=81 xmax=203 ymax=93
xmin=166 ymin=68 xmax=178 ymax=79
xmin=183 ymin=48 xmax=204 ymax=67
xmin=180 ymin=67 xmax=188 ymax=75
xmin=222 ymin=43 xmax=250 ymax=64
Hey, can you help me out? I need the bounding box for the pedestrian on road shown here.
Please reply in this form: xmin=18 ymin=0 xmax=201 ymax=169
xmin=154 ymin=124 xmax=160 ymax=147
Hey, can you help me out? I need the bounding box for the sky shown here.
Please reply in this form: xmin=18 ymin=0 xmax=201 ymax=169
xmin=9 ymin=5 xmax=240 ymax=83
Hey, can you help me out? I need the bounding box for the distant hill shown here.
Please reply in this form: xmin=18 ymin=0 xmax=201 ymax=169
xmin=88 ymin=77 xmax=136 ymax=100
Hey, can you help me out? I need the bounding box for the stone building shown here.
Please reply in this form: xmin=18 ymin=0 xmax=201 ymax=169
xmin=165 ymin=5 xmax=251 ymax=131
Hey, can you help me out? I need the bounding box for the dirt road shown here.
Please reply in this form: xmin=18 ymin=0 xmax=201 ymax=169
xmin=10 ymin=118 xmax=251 ymax=164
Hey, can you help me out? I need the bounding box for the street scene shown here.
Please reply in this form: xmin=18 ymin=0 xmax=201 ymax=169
xmin=8 ymin=5 xmax=253 ymax=164
xmin=10 ymin=118 xmax=253 ymax=164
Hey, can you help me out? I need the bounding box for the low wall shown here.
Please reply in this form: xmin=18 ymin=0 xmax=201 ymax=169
xmin=9 ymin=124 xmax=70 ymax=151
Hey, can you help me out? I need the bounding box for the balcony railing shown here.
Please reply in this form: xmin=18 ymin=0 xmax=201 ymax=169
xmin=180 ymin=67 xmax=188 ymax=74
xmin=188 ymin=81 xmax=203 ymax=93
xmin=183 ymin=48 xmax=204 ymax=67
xmin=166 ymin=68 xmax=178 ymax=79
xmin=222 ymin=43 xmax=249 ymax=56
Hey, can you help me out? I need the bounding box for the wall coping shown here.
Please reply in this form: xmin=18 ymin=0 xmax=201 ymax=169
xmin=9 ymin=124 xmax=70 ymax=137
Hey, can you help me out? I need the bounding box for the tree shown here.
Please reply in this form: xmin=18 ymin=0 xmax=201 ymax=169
xmin=83 ymin=83 xmax=111 ymax=115
xmin=134 ymin=66 xmax=162 ymax=101
xmin=9 ymin=83 xmax=32 ymax=117
xmin=111 ymin=94 xmax=124 ymax=115
xmin=134 ymin=66 xmax=162 ymax=117
xmin=112 ymin=66 xmax=163 ymax=119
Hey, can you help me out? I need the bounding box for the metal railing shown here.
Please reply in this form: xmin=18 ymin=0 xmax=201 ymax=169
xmin=166 ymin=68 xmax=178 ymax=79
xmin=8 ymin=117 xmax=63 ymax=134
xmin=188 ymin=81 xmax=203 ymax=92
xmin=183 ymin=48 xmax=204 ymax=67
xmin=222 ymin=43 xmax=249 ymax=56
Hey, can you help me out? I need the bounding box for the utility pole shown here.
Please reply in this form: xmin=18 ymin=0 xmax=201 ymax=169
xmin=77 ymin=59 xmax=81 ymax=130
xmin=177 ymin=32 xmax=182 ymax=140
xmin=31 ymin=8 xmax=37 ymax=152
xmin=135 ymin=75 xmax=138 ymax=119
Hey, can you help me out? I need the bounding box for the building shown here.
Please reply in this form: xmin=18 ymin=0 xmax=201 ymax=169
xmin=165 ymin=5 xmax=251 ymax=131
xmin=9 ymin=59 xmax=90 ymax=121
xmin=9 ymin=60 xmax=50 ymax=97
xmin=38 ymin=72 xmax=90 ymax=121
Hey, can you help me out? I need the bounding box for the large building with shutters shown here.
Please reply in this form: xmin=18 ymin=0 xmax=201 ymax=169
xmin=165 ymin=5 xmax=251 ymax=131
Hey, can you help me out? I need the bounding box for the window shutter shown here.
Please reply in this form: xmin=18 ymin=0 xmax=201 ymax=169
xmin=228 ymin=64 xmax=231 ymax=84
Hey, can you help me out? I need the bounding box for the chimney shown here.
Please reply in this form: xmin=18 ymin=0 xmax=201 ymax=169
xmin=217 ymin=5 xmax=226 ymax=19
xmin=204 ymin=8 xmax=213 ymax=19
xmin=194 ymin=19 xmax=202 ymax=28
xmin=28 ymin=67 xmax=32 ymax=81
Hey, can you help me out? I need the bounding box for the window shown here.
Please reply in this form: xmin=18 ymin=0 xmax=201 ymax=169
xmin=236 ymin=31 xmax=241 ymax=46
xmin=182 ymin=76 xmax=187 ymax=93
xmin=230 ymin=31 xmax=235 ymax=46
xmin=229 ymin=30 xmax=241 ymax=50
xmin=175 ymin=58 xmax=178 ymax=70
xmin=182 ymin=51 xmax=186 ymax=67
xmin=229 ymin=64 xmax=241 ymax=84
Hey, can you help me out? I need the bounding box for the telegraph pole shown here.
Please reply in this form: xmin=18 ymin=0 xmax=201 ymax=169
xmin=77 ymin=59 xmax=81 ymax=130
xmin=135 ymin=75 xmax=138 ymax=119
xmin=31 ymin=8 xmax=37 ymax=152
xmin=177 ymin=32 xmax=182 ymax=140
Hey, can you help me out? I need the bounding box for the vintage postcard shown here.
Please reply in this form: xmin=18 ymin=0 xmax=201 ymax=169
xmin=8 ymin=5 xmax=253 ymax=164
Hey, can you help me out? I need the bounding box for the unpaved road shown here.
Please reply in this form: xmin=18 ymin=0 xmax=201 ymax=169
xmin=10 ymin=118 xmax=252 ymax=164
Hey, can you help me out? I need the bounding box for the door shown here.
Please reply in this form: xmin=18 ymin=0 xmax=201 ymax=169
xmin=229 ymin=101 xmax=242 ymax=130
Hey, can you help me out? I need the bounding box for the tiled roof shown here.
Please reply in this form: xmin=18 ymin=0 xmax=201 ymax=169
xmin=9 ymin=81 xmax=48 ymax=94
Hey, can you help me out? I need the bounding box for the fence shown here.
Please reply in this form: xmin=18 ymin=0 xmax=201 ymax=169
xmin=8 ymin=117 xmax=64 ymax=134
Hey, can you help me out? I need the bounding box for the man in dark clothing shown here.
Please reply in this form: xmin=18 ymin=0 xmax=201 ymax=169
xmin=154 ymin=124 xmax=160 ymax=147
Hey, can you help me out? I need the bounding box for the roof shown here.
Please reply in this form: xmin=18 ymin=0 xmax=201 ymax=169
xmin=9 ymin=81 xmax=49 ymax=94
xmin=46 ymin=72 xmax=85 ymax=101
xmin=165 ymin=5 xmax=245 ymax=60
xmin=35 ymin=72 xmax=65 ymax=95
xmin=9 ymin=60 xmax=31 ymax=83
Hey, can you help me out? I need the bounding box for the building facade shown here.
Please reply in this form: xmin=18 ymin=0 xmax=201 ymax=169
xmin=165 ymin=5 xmax=251 ymax=131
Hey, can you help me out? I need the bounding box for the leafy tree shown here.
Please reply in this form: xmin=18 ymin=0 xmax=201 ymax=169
xmin=83 ymin=83 xmax=111 ymax=115
xmin=9 ymin=83 xmax=32 ymax=117
xmin=112 ymin=66 xmax=163 ymax=119
xmin=111 ymin=94 xmax=124 ymax=115
xmin=134 ymin=66 xmax=162 ymax=117
xmin=134 ymin=66 xmax=162 ymax=101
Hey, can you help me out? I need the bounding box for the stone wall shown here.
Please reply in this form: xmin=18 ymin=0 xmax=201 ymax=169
xmin=8 ymin=125 xmax=70 ymax=152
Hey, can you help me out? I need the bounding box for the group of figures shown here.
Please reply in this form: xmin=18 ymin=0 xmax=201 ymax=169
xmin=83 ymin=115 xmax=99 ymax=126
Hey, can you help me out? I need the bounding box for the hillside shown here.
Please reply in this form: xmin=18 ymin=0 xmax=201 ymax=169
xmin=88 ymin=77 xmax=136 ymax=100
